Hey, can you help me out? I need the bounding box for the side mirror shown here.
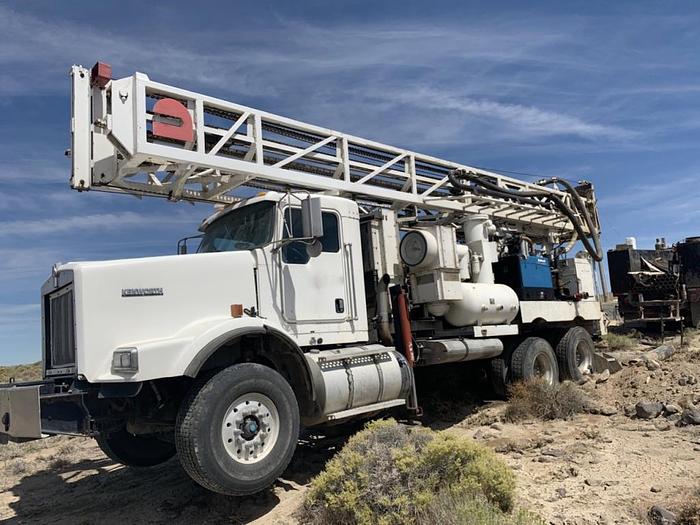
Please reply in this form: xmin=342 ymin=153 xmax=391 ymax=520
xmin=301 ymin=197 xmax=323 ymax=239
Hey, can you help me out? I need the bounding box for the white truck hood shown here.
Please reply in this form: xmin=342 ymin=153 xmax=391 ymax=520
xmin=54 ymin=251 xmax=258 ymax=382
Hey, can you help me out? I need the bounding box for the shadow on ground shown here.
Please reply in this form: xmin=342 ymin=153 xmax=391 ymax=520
xmin=3 ymin=437 xmax=341 ymax=525
xmin=2 ymin=364 xmax=496 ymax=525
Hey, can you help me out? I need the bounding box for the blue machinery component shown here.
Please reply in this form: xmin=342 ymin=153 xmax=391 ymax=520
xmin=494 ymin=255 xmax=555 ymax=300
xmin=520 ymin=256 xmax=554 ymax=289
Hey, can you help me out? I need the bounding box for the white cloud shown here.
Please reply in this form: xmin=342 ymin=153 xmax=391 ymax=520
xmin=0 ymin=211 xmax=196 ymax=237
xmin=392 ymin=88 xmax=633 ymax=141
xmin=0 ymin=5 xmax=634 ymax=145
xmin=0 ymin=304 xmax=39 ymax=326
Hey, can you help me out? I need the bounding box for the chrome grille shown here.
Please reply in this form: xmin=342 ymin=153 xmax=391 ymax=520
xmin=48 ymin=286 xmax=76 ymax=368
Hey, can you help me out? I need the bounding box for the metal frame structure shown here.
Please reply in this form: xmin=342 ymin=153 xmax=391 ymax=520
xmin=71 ymin=64 xmax=597 ymax=240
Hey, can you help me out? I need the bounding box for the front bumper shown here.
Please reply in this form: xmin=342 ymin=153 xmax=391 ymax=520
xmin=0 ymin=380 xmax=91 ymax=443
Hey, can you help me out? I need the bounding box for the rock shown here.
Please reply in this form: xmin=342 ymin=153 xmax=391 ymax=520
xmin=541 ymin=447 xmax=566 ymax=457
xmin=648 ymin=505 xmax=677 ymax=525
xmin=646 ymin=359 xmax=661 ymax=371
xmin=648 ymin=345 xmax=677 ymax=361
xmin=555 ymin=487 xmax=567 ymax=499
xmin=599 ymin=405 xmax=618 ymax=416
xmin=679 ymin=395 xmax=697 ymax=409
xmin=651 ymin=486 xmax=662 ymax=493
xmin=581 ymin=380 xmax=597 ymax=391
xmin=664 ymin=403 xmax=681 ymax=415
xmin=680 ymin=407 xmax=700 ymax=425
xmin=585 ymin=478 xmax=603 ymax=487
xmin=624 ymin=405 xmax=636 ymax=417
xmin=490 ymin=422 xmax=504 ymax=431
xmin=636 ymin=400 xmax=664 ymax=419
xmin=654 ymin=420 xmax=672 ymax=431
xmin=596 ymin=369 xmax=611 ymax=383
xmin=679 ymin=377 xmax=687 ymax=386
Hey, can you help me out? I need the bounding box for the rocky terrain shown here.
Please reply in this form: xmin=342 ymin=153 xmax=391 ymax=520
xmin=0 ymin=330 xmax=698 ymax=524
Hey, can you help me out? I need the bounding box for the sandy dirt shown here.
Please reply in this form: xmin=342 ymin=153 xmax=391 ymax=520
xmin=1 ymin=331 xmax=699 ymax=524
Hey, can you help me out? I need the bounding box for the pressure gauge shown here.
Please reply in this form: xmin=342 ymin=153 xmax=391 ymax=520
xmin=400 ymin=231 xmax=429 ymax=266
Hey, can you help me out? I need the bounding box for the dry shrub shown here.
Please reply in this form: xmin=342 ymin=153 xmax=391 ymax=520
xmin=297 ymin=419 xmax=521 ymax=525
xmin=9 ymin=458 xmax=28 ymax=475
xmin=603 ymin=332 xmax=635 ymax=351
xmin=49 ymin=456 xmax=73 ymax=470
xmin=505 ymin=379 xmax=586 ymax=422
xmin=0 ymin=362 xmax=42 ymax=383
xmin=678 ymin=490 xmax=700 ymax=525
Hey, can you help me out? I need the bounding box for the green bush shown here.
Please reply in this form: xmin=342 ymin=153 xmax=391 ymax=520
xmin=297 ymin=419 xmax=522 ymax=525
xmin=419 ymin=489 xmax=545 ymax=525
xmin=505 ymin=378 xmax=586 ymax=422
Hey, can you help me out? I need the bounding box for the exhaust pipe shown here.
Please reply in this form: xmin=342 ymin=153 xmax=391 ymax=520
xmin=376 ymin=274 xmax=393 ymax=347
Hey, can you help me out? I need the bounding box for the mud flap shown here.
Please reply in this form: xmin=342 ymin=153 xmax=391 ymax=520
xmin=592 ymin=352 xmax=622 ymax=374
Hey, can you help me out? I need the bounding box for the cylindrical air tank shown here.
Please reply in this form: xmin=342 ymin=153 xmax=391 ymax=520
xmin=443 ymin=282 xmax=519 ymax=327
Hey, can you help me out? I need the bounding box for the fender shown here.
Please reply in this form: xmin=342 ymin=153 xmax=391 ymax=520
xmin=183 ymin=323 xmax=318 ymax=417
xmin=183 ymin=323 xmax=304 ymax=377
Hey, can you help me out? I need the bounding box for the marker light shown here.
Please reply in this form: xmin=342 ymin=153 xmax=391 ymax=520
xmin=112 ymin=348 xmax=138 ymax=372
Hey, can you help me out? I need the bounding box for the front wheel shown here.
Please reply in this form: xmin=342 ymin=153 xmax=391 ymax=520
xmin=96 ymin=428 xmax=176 ymax=467
xmin=175 ymin=363 xmax=300 ymax=495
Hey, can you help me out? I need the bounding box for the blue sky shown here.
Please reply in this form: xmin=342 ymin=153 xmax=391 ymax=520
xmin=2 ymin=1 xmax=700 ymax=364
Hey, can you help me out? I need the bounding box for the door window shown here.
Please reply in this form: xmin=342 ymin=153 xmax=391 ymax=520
xmin=282 ymin=208 xmax=340 ymax=264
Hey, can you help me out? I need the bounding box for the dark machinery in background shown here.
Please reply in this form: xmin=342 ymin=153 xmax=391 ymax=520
xmin=608 ymin=236 xmax=700 ymax=328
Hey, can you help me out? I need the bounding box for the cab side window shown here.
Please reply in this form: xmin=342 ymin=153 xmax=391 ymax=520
xmin=282 ymin=208 xmax=340 ymax=264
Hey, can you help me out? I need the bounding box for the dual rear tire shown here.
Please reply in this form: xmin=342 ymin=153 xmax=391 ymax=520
xmin=510 ymin=337 xmax=559 ymax=386
xmin=555 ymin=326 xmax=595 ymax=382
xmin=489 ymin=327 xmax=595 ymax=397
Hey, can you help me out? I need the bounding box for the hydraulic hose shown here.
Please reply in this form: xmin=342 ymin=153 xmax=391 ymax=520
xmin=447 ymin=169 xmax=603 ymax=261
xmin=537 ymin=177 xmax=602 ymax=262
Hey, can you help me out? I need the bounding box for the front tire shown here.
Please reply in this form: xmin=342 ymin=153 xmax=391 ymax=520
xmin=510 ymin=337 xmax=559 ymax=386
xmin=175 ymin=363 xmax=300 ymax=495
xmin=96 ymin=428 xmax=176 ymax=467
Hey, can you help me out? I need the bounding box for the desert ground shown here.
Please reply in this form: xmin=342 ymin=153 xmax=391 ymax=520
xmin=1 ymin=329 xmax=699 ymax=525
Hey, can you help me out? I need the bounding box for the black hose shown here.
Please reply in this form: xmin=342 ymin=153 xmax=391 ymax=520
xmin=537 ymin=177 xmax=602 ymax=262
xmin=447 ymin=169 xmax=603 ymax=261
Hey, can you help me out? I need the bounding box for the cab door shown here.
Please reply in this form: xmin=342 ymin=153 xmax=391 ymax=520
xmin=279 ymin=206 xmax=349 ymax=324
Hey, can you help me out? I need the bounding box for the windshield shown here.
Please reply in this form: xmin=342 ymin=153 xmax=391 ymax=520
xmin=198 ymin=201 xmax=275 ymax=253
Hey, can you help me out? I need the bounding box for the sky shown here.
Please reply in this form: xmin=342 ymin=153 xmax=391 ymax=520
xmin=2 ymin=1 xmax=700 ymax=364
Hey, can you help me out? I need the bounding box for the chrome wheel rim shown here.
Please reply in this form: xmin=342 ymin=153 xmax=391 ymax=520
xmin=221 ymin=393 xmax=280 ymax=464
xmin=575 ymin=342 xmax=593 ymax=374
xmin=533 ymin=353 xmax=555 ymax=385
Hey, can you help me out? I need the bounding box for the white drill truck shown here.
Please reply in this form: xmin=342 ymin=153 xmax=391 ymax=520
xmin=0 ymin=62 xmax=607 ymax=495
